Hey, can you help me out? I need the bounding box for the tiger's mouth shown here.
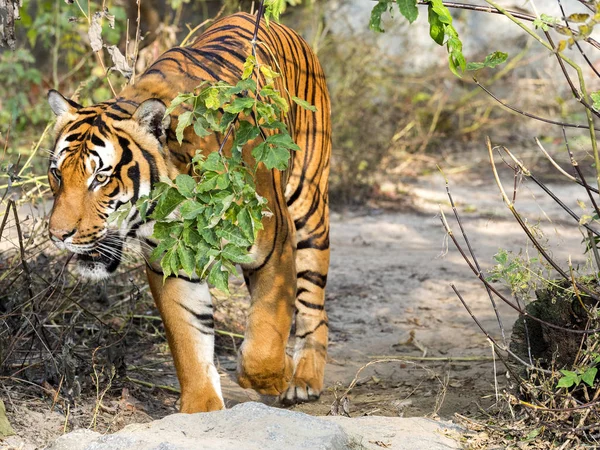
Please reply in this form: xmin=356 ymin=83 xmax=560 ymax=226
xmin=74 ymin=238 xmax=124 ymax=281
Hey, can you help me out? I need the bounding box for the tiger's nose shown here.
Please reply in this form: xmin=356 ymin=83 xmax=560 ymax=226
xmin=49 ymin=228 xmax=76 ymax=242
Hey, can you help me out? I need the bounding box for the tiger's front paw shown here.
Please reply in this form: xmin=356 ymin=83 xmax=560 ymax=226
xmin=181 ymin=393 xmax=224 ymax=413
xmin=281 ymin=350 xmax=325 ymax=405
xmin=179 ymin=363 xmax=225 ymax=413
xmin=237 ymin=346 xmax=293 ymax=396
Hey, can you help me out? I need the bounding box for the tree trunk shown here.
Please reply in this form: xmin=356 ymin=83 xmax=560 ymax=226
xmin=0 ymin=0 xmax=21 ymax=50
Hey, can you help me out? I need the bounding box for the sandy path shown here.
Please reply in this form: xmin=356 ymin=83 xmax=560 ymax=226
xmin=220 ymin=169 xmax=589 ymax=418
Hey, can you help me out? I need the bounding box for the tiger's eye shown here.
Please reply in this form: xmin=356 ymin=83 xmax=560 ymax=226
xmin=51 ymin=168 xmax=61 ymax=181
xmin=95 ymin=173 xmax=108 ymax=184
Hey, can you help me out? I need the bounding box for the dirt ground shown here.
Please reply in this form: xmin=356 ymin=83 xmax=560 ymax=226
xmin=1 ymin=157 xmax=591 ymax=448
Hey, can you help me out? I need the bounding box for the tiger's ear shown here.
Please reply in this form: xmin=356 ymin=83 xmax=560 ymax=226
xmin=132 ymin=99 xmax=171 ymax=139
xmin=47 ymin=90 xmax=82 ymax=116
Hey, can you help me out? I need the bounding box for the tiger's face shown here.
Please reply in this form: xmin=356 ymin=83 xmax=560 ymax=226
xmin=47 ymin=90 xmax=171 ymax=280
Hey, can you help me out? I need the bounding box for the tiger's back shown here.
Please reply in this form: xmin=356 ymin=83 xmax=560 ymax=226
xmin=47 ymin=12 xmax=331 ymax=411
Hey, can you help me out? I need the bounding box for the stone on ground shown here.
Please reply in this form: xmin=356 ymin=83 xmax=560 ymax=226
xmin=45 ymin=402 xmax=461 ymax=450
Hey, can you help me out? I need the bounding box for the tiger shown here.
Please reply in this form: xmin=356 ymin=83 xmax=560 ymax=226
xmin=46 ymin=12 xmax=331 ymax=413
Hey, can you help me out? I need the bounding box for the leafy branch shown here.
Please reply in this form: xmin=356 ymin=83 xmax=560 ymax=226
xmin=118 ymin=5 xmax=313 ymax=293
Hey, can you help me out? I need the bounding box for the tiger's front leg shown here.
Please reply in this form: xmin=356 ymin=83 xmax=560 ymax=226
xmin=146 ymin=268 xmax=224 ymax=412
xmin=237 ymin=199 xmax=297 ymax=396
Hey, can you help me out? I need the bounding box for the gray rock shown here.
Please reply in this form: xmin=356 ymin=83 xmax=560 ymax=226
xmin=46 ymin=402 xmax=350 ymax=450
xmin=46 ymin=403 xmax=462 ymax=450
xmin=322 ymin=416 xmax=462 ymax=450
xmin=45 ymin=429 xmax=102 ymax=450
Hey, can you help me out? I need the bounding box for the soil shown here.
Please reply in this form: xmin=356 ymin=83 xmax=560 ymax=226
xmin=1 ymin=162 xmax=590 ymax=448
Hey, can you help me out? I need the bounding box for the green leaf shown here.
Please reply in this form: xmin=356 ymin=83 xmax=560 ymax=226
xmin=264 ymin=0 xmax=286 ymax=24
xmin=266 ymin=133 xmax=301 ymax=151
xmin=205 ymin=88 xmax=221 ymax=110
xmin=175 ymin=174 xmax=196 ymax=197
xmin=237 ymin=207 xmax=255 ymax=241
xmin=224 ymin=97 xmax=255 ymax=114
xmin=199 ymin=223 xmax=219 ymax=247
xmin=582 ymin=367 xmax=597 ymax=387
xmin=136 ymin=196 xmax=150 ymax=221
xmin=203 ymin=152 xmax=226 ymax=172
xmin=260 ymin=64 xmax=280 ymax=81
xmin=221 ymin=243 xmax=254 ymax=264
xmin=291 ymin=96 xmax=317 ymax=112
xmin=180 ymin=199 xmax=205 ymax=220
xmin=166 ymin=93 xmax=193 ymax=115
xmin=208 ymin=261 xmax=229 ymax=293
xmin=152 ymin=222 xmax=173 ymax=240
xmin=193 ymin=118 xmax=211 ymax=137
xmin=242 ymin=55 xmax=256 ymax=80
xmin=556 ymin=370 xmax=580 ymax=388
xmin=252 ymin=141 xmax=292 ymax=170
xmin=396 ymin=0 xmax=418 ymax=24
xmin=220 ymin=112 xmax=237 ymax=130
xmin=427 ymin=4 xmax=444 ymax=45
xmin=234 ymin=121 xmax=261 ymax=148
xmin=177 ymin=242 xmax=196 ymax=277
xmin=150 ymin=236 xmax=176 ymax=262
xmin=370 ymin=0 xmax=389 ymax=33
xmin=466 ymin=51 xmax=508 ymax=71
xmin=152 ymin=188 xmax=186 ymax=220
xmin=197 ymin=172 xmax=220 ymax=193
xmin=525 ymin=428 xmax=541 ymax=440
xmin=182 ymin=227 xmax=202 ymax=247
xmin=262 ymin=88 xmax=289 ymax=114
xmin=107 ymin=201 xmax=132 ymax=227
xmin=176 ymin=111 xmax=193 ymax=144
xmin=591 ymin=91 xmax=600 ymax=112
xmin=160 ymin=246 xmax=176 ymax=278
xmin=228 ymin=78 xmax=257 ymax=95
xmin=256 ymin=102 xmax=277 ymax=123
xmin=216 ymin=224 xmax=253 ymax=247
xmin=532 ymin=14 xmax=559 ymax=32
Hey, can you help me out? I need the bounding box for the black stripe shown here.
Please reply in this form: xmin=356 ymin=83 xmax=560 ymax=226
xmin=297 ymin=270 xmax=327 ymax=289
xmin=296 ymin=320 xmax=328 ymax=339
xmin=145 ymin=263 xmax=203 ymax=284
xmin=179 ymin=303 xmax=214 ymax=326
xmin=143 ymin=69 xmax=166 ymax=79
xmin=296 ymin=236 xmax=329 ymax=251
xmin=297 ymin=299 xmax=324 ymax=311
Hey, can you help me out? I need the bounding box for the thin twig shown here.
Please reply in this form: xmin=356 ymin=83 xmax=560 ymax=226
xmin=438 ymin=166 xmax=506 ymax=344
xmin=473 ymin=78 xmax=600 ymax=132
xmin=501 ymin=146 xmax=600 ymax=238
xmin=488 ymin=138 xmax=600 ymax=302
xmin=449 ymin=283 xmax=552 ymax=374
xmin=180 ymin=4 xmax=226 ymax=47
xmin=125 ymin=376 xmax=181 ymax=393
xmin=368 ymin=355 xmax=493 ymax=362
xmin=534 ymin=137 xmax=598 ymax=192
xmin=10 ymin=200 xmax=33 ymax=299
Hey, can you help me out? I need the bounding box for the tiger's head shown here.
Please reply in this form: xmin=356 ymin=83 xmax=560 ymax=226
xmin=47 ymin=90 xmax=172 ymax=280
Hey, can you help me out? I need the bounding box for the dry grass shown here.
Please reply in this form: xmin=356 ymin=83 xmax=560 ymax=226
xmin=0 ymin=200 xmax=248 ymax=439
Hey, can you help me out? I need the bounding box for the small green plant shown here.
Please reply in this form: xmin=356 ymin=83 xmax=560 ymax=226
xmin=556 ymin=365 xmax=598 ymax=389
xmin=487 ymin=249 xmax=541 ymax=297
